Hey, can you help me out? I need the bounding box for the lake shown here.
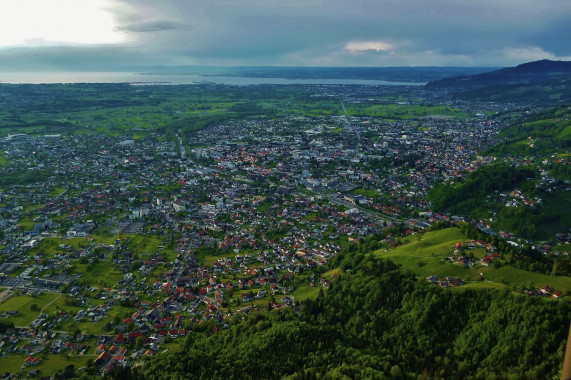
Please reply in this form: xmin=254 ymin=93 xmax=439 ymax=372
xmin=0 ymin=71 xmax=425 ymax=86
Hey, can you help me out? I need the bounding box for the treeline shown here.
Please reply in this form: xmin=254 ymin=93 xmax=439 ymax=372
xmin=0 ymin=169 xmax=54 ymax=186
xmin=549 ymin=161 xmax=571 ymax=182
xmin=166 ymin=112 xmax=238 ymax=135
xmin=0 ymin=320 xmax=14 ymax=333
xmin=496 ymin=203 xmax=561 ymax=240
xmin=427 ymin=163 xmax=535 ymax=214
xmin=0 ymin=83 xmax=157 ymax=115
xmin=113 ymin=255 xmax=571 ymax=379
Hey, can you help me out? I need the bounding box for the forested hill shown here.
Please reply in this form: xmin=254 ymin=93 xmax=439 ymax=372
xmin=115 ymin=255 xmax=570 ymax=379
xmin=485 ymin=105 xmax=571 ymax=157
xmin=425 ymin=59 xmax=571 ymax=92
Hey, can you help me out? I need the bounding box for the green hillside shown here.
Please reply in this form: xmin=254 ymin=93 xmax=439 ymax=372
xmin=457 ymin=78 xmax=571 ymax=104
xmin=426 ymin=59 xmax=571 ymax=92
xmin=487 ymin=106 xmax=571 ymax=157
xmin=375 ymin=227 xmax=571 ymax=293
xmin=426 ymin=160 xmax=570 ymax=240
xmin=121 ymin=253 xmax=571 ymax=380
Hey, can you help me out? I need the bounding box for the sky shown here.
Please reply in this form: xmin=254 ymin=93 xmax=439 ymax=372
xmin=0 ymin=0 xmax=570 ymax=71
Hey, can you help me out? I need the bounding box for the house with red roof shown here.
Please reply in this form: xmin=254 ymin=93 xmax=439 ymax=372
xmin=113 ymin=333 xmax=124 ymax=344
xmin=95 ymin=351 xmax=111 ymax=367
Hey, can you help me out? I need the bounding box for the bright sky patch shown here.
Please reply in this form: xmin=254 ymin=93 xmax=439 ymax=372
xmin=345 ymin=41 xmax=394 ymax=53
xmin=0 ymin=0 xmax=125 ymax=47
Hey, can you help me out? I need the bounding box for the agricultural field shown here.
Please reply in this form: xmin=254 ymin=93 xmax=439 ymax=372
xmin=345 ymin=103 xmax=472 ymax=120
xmin=0 ymin=84 xmax=346 ymax=138
xmin=0 ymin=83 xmax=476 ymax=140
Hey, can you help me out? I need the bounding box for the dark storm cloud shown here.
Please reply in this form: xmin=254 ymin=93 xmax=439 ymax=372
xmin=117 ymin=20 xmax=181 ymax=33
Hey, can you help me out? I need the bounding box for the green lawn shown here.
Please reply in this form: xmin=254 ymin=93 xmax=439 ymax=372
xmin=162 ymin=341 xmax=184 ymax=354
xmin=31 ymin=238 xmax=63 ymax=257
xmin=228 ymin=290 xmax=273 ymax=313
xmin=0 ymin=355 xmax=29 ymax=376
xmin=41 ymin=295 xmax=82 ymax=316
xmin=321 ymin=268 xmax=341 ymax=279
xmin=374 ymin=228 xmax=471 ymax=278
xmin=18 ymin=219 xmax=35 ymax=231
xmin=448 ymin=281 xmax=509 ymax=292
xmin=350 ymin=188 xmax=379 ymax=198
xmin=55 ymin=301 xmax=133 ymax=335
xmin=73 ymin=261 xmax=123 ymax=288
xmin=70 ymin=319 xmax=111 ymax=336
xmin=554 ymin=244 xmax=571 ymax=254
xmin=292 ymin=285 xmax=322 ymax=301
xmin=0 ymin=354 xmax=89 ymax=378
xmin=199 ymin=251 xmax=240 ymax=266
xmin=34 ymin=354 xmax=88 ymax=376
xmin=126 ymin=235 xmax=176 ymax=260
xmin=48 ymin=187 xmax=66 ymax=197
xmin=0 ymin=293 xmax=60 ymax=326
xmin=481 ymin=266 xmax=571 ymax=292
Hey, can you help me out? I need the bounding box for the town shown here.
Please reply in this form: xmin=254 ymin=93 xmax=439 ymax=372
xmin=0 ymin=83 xmax=569 ymax=377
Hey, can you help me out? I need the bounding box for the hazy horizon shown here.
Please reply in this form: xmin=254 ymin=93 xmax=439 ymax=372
xmin=0 ymin=65 xmax=501 ymax=85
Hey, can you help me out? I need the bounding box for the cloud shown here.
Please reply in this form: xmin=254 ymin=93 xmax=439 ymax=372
xmin=503 ymin=47 xmax=556 ymax=61
xmin=344 ymin=41 xmax=395 ymax=54
xmin=500 ymin=47 xmax=571 ymax=66
xmin=1 ymin=0 xmax=570 ymax=68
xmin=117 ymin=20 xmax=182 ymax=33
xmin=0 ymin=0 xmax=125 ymax=48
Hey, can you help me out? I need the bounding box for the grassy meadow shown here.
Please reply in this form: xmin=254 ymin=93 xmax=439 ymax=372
xmin=0 ymin=292 xmax=61 ymax=326
xmin=373 ymin=227 xmax=571 ymax=293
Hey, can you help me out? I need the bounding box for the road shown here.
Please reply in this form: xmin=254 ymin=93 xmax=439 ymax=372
xmin=340 ymin=99 xmax=360 ymax=148
xmin=176 ymin=130 xmax=186 ymax=158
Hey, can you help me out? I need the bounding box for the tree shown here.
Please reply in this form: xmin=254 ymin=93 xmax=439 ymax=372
xmin=389 ymin=365 xmax=403 ymax=379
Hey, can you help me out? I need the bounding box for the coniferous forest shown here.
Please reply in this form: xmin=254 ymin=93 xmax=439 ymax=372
xmin=112 ymin=255 xmax=570 ymax=380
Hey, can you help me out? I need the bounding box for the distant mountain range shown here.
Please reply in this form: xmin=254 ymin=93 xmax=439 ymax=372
xmin=425 ymin=59 xmax=571 ymax=91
